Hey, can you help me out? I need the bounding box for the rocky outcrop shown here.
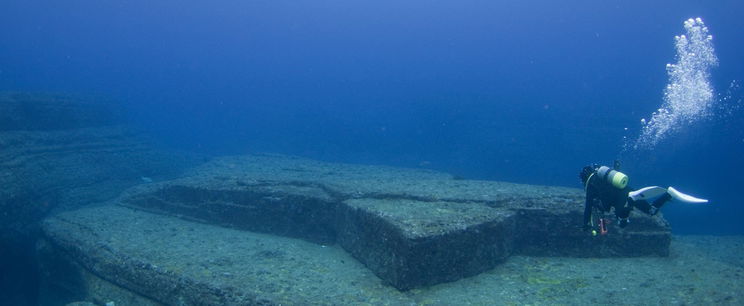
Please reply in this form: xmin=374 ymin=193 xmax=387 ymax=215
xmin=39 ymin=154 xmax=672 ymax=299
xmin=0 ymin=92 xmax=122 ymax=132
xmin=0 ymin=92 xmax=199 ymax=240
xmin=41 ymin=205 xmax=415 ymax=305
xmin=0 ymin=92 xmax=202 ymax=304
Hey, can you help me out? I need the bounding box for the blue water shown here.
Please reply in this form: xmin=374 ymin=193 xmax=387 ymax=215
xmin=2 ymin=0 xmax=743 ymax=235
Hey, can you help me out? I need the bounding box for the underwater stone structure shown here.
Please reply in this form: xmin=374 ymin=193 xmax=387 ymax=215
xmin=39 ymin=154 xmax=672 ymax=303
xmin=0 ymin=92 xmax=122 ymax=131
xmin=0 ymin=92 xmax=204 ymax=305
xmin=0 ymin=92 xmax=198 ymax=241
xmin=0 ymin=92 xmax=203 ymax=304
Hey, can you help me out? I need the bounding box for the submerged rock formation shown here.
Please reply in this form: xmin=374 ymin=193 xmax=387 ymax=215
xmin=0 ymin=92 xmax=200 ymax=304
xmin=39 ymin=154 xmax=672 ymax=304
xmin=0 ymin=92 xmax=197 ymax=239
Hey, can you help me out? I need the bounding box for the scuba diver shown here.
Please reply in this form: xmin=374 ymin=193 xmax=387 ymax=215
xmin=579 ymin=161 xmax=708 ymax=236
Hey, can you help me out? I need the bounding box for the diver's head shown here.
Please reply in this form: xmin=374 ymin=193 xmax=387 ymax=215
xmin=579 ymin=165 xmax=597 ymax=184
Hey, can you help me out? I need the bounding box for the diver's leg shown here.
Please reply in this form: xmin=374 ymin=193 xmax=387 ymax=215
xmin=632 ymin=198 xmax=653 ymax=214
xmin=629 ymin=194 xmax=670 ymax=216
xmin=651 ymin=193 xmax=673 ymax=213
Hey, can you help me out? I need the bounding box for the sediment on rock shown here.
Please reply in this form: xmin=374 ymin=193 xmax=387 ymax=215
xmin=41 ymin=205 xmax=415 ymax=305
xmin=111 ymin=155 xmax=671 ymax=290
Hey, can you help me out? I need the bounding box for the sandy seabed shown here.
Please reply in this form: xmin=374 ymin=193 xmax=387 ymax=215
xmin=413 ymin=235 xmax=743 ymax=306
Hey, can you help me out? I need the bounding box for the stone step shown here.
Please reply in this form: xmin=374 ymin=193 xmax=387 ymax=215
xmin=41 ymin=205 xmax=413 ymax=305
xmin=0 ymin=125 xmax=199 ymax=240
xmin=337 ymin=198 xmax=516 ymax=289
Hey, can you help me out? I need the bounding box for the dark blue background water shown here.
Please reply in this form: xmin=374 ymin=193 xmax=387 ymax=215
xmin=2 ymin=0 xmax=743 ymax=234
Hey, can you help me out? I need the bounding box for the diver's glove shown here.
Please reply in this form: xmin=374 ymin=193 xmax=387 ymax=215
xmin=618 ymin=217 xmax=629 ymax=228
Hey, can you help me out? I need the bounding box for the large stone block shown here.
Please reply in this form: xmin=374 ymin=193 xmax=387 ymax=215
xmin=337 ymin=198 xmax=516 ymax=290
xmin=122 ymin=183 xmax=339 ymax=244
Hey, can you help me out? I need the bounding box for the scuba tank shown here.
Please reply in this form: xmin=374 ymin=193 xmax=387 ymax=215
xmin=596 ymin=165 xmax=628 ymax=189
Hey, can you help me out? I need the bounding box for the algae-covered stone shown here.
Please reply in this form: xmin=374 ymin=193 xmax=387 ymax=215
xmin=41 ymin=205 xmax=413 ymax=305
xmin=338 ymin=198 xmax=516 ymax=289
xmin=115 ymin=154 xmax=671 ymax=290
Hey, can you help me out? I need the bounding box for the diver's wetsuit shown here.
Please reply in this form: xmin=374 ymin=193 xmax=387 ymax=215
xmin=582 ymin=171 xmax=671 ymax=230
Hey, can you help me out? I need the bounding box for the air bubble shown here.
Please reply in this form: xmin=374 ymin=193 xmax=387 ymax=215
xmin=633 ymin=17 xmax=718 ymax=149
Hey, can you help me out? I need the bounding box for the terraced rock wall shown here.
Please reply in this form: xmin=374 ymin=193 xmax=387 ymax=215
xmin=0 ymin=92 xmax=201 ymax=304
xmin=0 ymin=93 xmax=198 ymax=239
xmin=115 ymin=155 xmax=672 ymax=290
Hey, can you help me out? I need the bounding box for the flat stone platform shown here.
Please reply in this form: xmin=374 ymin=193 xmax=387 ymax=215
xmin=42 ymin=154 xmax=672 ymax=301
xmin=41 ymin=206 xmax=742 ymax=305
xmin=41 ymin=205 xmax=414 ymax=305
